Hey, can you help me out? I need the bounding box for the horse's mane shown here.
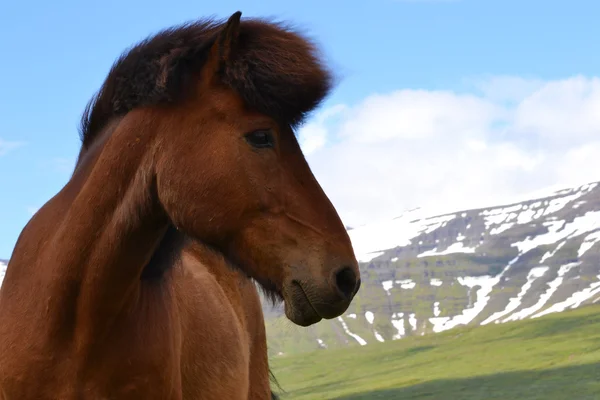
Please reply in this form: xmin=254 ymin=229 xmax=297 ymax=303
xmin=78 ymin=15 xmax=333 ymax=152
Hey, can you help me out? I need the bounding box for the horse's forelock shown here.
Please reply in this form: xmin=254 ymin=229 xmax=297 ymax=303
xmin=78 ymin=15 xmax=333 ymax=154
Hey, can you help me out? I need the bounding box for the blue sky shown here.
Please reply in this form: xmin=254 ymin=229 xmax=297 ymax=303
xmin=1 ymin=0 xmax=599 ymax=258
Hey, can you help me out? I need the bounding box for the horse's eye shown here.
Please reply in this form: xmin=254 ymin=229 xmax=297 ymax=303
xmin=245 ymin=129 xmax=275 ymax=149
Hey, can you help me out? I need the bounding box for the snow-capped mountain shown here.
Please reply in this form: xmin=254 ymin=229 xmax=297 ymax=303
xmin=264 ymin=181 xmax=600 ymax=356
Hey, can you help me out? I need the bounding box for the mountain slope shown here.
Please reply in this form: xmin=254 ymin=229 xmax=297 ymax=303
xmin=264 ymin=181 xmax=600 ymax=356
xmin=270 ymin=304 xmax=600 ymax=399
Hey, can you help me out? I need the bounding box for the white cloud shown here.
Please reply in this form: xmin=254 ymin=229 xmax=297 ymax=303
xmin=298 ymin=104 xmax=347 ymax=155
xmin=467 ymin=75 xmax=546 ymax=103
xmin=297 ymin=75 xmax=600 ymax=228
xmin=513 ymin=76 xmax=600 ymax=141
xmin=0 ymin=139 xmax=24 ymax=156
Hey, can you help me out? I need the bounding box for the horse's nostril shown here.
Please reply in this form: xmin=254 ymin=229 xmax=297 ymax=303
xmin=333 ymin=266 xmax=358 ymax=299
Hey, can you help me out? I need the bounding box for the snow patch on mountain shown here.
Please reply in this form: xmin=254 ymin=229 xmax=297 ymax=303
xmin=433 ymin=302 xmax=441 ymax=317
xmin=532 ymin=274 xmax=600 ymax=318
xmin=381 ymin=279 xmax=416 ymax=294
xmin=418 ymin=242 xmax=476 ymax=258
xmin=512 ymin=210 xmax=600 ymax=255
xmin=391 ymin=313 xmax=405 ymax=339
xmin=429 ymin=257 xmax=520 ymax=333
xmin=337 ymin=317 xmax=367 ymax=346
xmin=578 ymin=231 xmax=600 ymax=257
xmin=502 ymin=262 xmax=581 ymax=322
xmin=540 ymin=241 xmax=566 ymax=264
xmin=348 ymin=211 xmax=459 ymax=262
xmin=481 ymin=266 xmax=549 ymax=325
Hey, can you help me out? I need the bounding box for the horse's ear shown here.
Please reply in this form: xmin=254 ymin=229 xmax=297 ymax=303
xmin=205 ymin=11 xmax=242 ymax=78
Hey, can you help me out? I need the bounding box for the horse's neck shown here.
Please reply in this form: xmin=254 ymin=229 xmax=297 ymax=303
xmin=181 ymin=240 xmax=266 ymax=338
xmin=18 ymin=118 xmax=168 ymax=345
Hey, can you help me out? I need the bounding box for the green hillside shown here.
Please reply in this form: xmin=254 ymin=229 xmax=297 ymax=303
xmin=270 ymin=304 xmax=600 ymax=399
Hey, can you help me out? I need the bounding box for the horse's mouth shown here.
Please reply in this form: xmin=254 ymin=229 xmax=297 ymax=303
xmin=283 ymin=280 xmax=322 ymax=327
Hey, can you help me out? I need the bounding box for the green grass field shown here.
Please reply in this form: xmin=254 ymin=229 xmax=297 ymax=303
xmin=270 ymin=304 xmax=600 ymax=399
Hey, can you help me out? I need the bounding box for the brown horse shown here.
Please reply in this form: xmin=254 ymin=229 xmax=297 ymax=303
xmin=0 ymin=11 xmax=360 ymax=399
